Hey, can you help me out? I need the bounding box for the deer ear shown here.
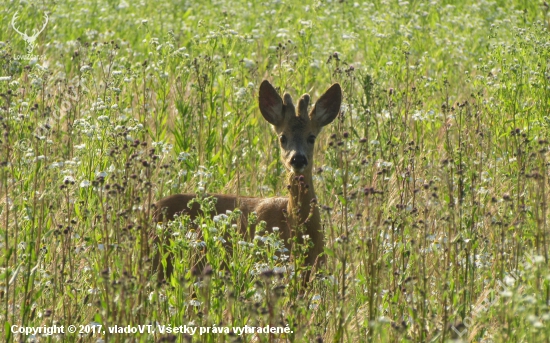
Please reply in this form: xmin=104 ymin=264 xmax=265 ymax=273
xmin=310 ymin=83 xmax=342 ymax=127
xmin=259 ymin=80 xmax=284 ymax=126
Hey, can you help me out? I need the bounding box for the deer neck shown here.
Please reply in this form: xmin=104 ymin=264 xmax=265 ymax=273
xmin=286 ymin=169 xmax=320 ymax=232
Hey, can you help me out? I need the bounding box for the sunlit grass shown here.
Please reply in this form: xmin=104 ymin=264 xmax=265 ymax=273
xmin=1 ymin=0 xmax=550 ymax=342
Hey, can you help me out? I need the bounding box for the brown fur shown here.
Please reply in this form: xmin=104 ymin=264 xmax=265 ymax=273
xmin=152 ymin=80 xmax=342 ymax=282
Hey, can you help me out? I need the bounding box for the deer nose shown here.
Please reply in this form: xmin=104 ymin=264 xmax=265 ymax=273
xmin=290 ymin=154 xmax=308 ymax=170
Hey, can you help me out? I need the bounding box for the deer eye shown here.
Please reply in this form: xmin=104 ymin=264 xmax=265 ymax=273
xmin=279 ymin=135 xmax=287 ymax=145
xmin=307 ymin=135 xmax=316 ymax=144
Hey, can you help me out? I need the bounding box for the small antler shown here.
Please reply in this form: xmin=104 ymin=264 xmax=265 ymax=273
xmin=11 ymin=11 xmax=29 ymax=39
xmin=30 ymin=12 xmax=49 ymax=40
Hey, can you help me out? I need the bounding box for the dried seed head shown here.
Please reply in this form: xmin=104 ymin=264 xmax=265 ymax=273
xmin=261 ymin=269 xmax=275 ymax=279
xmin=202 ymin=265 xmax=213 ymax=277
xmin=191 ymin=266 xmax=200 ymax=277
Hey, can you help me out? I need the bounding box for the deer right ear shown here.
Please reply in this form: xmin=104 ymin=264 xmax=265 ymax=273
xmin=259 ymin=80 xmax=284 ymax=126
xmin=310 ymin=83 xmax=342 ymax=127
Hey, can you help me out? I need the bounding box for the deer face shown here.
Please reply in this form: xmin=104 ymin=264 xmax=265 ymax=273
xmin=258 ymin=80 xmax=342 ymax=175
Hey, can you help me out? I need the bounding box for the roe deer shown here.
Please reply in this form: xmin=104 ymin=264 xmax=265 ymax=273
xmin=153 ymin=80 xmax=342 ymax=281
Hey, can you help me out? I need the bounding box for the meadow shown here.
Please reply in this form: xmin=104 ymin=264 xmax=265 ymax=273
xmin=1 ymin=0 xmax=550 ymax=342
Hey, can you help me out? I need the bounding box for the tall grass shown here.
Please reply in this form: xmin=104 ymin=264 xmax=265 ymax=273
xmin=1 ymin=0 xmax=550 ymax=342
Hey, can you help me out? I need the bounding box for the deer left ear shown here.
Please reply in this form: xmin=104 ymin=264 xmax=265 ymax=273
xmin=310 ymin=83 xmax=342 ymax=127
xmin=259 ymin=80 xmax=284 ymax=126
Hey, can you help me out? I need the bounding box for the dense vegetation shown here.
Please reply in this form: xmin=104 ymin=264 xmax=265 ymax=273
xmin=1 ymin=0 xmax=550 ymax=341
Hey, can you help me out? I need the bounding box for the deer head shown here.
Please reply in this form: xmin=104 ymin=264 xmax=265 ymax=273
xmin=11 ymin=11 xmax=49 ymax=54
xmin=258 ymin=80 xmax=342 ymax=175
